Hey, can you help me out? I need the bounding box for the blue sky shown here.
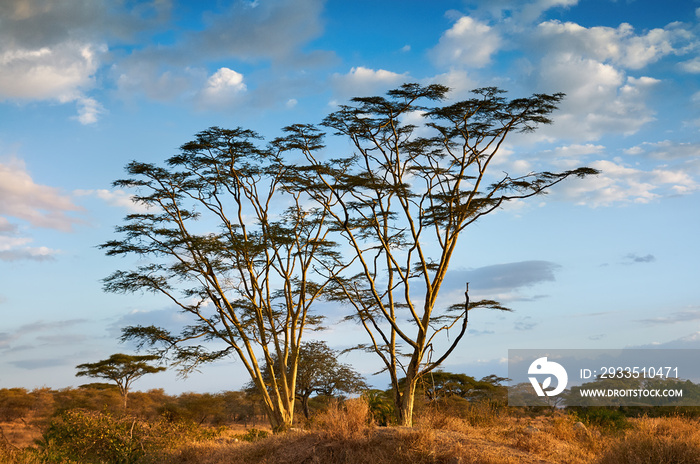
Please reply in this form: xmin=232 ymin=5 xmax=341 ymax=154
xmin=1 ymin=0 xmax=699 ymax=394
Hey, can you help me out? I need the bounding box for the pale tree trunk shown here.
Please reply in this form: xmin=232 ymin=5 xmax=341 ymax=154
xmin=260 ymin=397 xmax=294 ymax=433
xmin=397 ymin=378 xmax=418 ymax=427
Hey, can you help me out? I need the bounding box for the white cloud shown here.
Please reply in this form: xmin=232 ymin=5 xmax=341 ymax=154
xmin=0 ymin=41 xmax=106 ymax=124
xmin=0 ymin=156 xmax=83 ymax=231
xmin=680 ymin=57 xmax=700 ymax=73
xmin=543 ymin=143 xmax=606 ymax=159
xmin=74 ymin=96 xmax=105 ymax=125
xmin=73 ymin=188 xmax=149 ymax=213
xmin=624 ymin=140 xmax=700 ymax=161
xmin=425 ymin=69 xmax=478 ymax=99
xmin=198 ymin=67 xmax=247 ymax=108
xmin=0 ymin=241 xmax=58 ymax=262
xmin=431 ymin=16 xmax=501 ymax=68
xmin=0 ymin=155 xmax=80 ymax=261
xmin=535 ymin=20 xmax=686 ymax=70
xmin=534 ymin=55 xmax=659 ymax=140
xmin=331 ymin=66 xmax=409 ymax=99
xmin=554 ymin=159 xmax=698 ymax=207
xmin=203 ymin=68 xmax=246 ymax=95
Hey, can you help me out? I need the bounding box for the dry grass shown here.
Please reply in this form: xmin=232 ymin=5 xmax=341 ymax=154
xmin=597 ymin=415 xmax=700 ymax=464
xmin=0 ymin=421 xmax=41 ymax=449
xmin=310 ymin=397 xmax=374 ymax=440
xmin=4 ymin=401 xmax=700 ymax=464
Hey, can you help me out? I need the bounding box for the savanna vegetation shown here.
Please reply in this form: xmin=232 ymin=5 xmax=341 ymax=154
xmin=2 ymin=380 xmax=700 ymax=464
xmin=6 ymin=84 xmax=696 ymax=462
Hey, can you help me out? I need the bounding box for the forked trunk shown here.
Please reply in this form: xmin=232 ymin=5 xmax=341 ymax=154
xmin=260 ymin=395 xmax=294 ymax=433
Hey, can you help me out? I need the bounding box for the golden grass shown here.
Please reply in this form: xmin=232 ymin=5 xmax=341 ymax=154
xmin=0 ymin=421 xmax=41 ymax=449
xmin=4 ymin=402 xmax=700 ymax=464
xmin=597 ymin=415 xmax=700 ymax=464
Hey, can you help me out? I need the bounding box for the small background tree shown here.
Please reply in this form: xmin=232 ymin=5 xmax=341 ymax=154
xmin=252 ymin=341 xmax=367 ymax=419
xmin=75 ymin=353 xmax=165 ymax=410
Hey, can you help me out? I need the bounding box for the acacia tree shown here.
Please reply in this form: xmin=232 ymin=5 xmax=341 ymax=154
xmin=100 ymin=127 xmax=340 ymax=432
xmin=75 ymin=353 xmax=165 ymax=409
xmin=253 ymin=341 xmax=367 ymax=418
xmin=287 ymin=84 xmax=598 ymax=426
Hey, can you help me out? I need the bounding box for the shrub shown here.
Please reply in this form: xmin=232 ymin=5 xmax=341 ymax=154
xmin=237 ymin=428 xmax=269 ymax=442
xmin=573 ymin=407 xmax=630 ymax=432
xmin=36 ymin=409 xmax=219 ymax=464
xmin=37 ymin=410 xmax=146 ymax=464
xmin=312 ymin=398 xmax=374 ymax=440
xmin=598 ymin=416 xmax=700 ymax=464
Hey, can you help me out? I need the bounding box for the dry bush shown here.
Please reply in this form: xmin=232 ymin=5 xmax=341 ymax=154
xmin=598 ymin=416 xmax=700 ymax=464
xmin=418 ymin=397 xmax=504 ymax=428
xmin=414 ymin=405 xmax=468 ymax=433
xmin=151 ymin=427 xmax=540 ymax=464
xmin=311 ymin=398 xmax=374 ymax=440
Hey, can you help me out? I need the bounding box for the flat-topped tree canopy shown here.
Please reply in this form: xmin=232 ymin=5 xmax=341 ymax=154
xmin=286 ymin=83 xmax=599 ymax=426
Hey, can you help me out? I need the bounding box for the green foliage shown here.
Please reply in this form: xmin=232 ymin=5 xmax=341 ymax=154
xmin=102 ymin=126 xmax=343 ymax=431
xmin=75 ymin=354 xmax=166 ymax=410
xmin=412 ymin=371 xmax=508 ymax=404
xmin=572 ymin=407 xmax=631 ymax=433
xmin=293 ymin=83 xmax=599 ymax=425
xmin=37 ymin=410 xmax=146 ymax=464
xmin=237 ymin=428 xmax=269 ymax=442
xmin=36 ymin=409 xmax=218 ymax=464
xmin=252 ymin=341 xmax=368 ymax=418
xmin=363 ymin=390 xmax=395 ymax=426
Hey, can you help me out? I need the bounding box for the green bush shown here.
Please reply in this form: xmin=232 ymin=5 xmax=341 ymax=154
xmin=573 ymin=407 xmax=630 ymax=433
xmin=37 ymin=410 xmax=145 ymax=464
xmin=36 ymin=409 xmax=220 ymax=464
xmin=238 ymin=428 xmax=269 ymax=442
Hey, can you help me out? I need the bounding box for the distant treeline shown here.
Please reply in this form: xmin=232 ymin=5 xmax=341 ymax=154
xmin=0 ymin=386 xmax=266 ymax=427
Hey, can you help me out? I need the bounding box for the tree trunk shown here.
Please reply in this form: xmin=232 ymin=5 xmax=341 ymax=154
xmin=301 ymin=394 xmax=311 ymax=419
xmin=260 ymin=396 xmax=294 ymax=433
xmin=397 ymin=375 xmax=418 ymax=427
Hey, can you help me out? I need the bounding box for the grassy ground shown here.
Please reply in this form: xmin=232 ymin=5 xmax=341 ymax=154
xmin=2 ymin=399 xmax=700 ymax=464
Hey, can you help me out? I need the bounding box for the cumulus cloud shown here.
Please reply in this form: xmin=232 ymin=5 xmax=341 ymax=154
xmin=331 ymin=66 xmax=409 ymax=99
xmin=0 ymin=240 xmax=58 ymax=262
xmin=535 ymin=21 xmax=682 ymax=70
xmin=0 ymin=0 xmax=174 ymax=123
xmin=425 ymin=69 xmax=478 ymax=99
xmin=534 ymin=55 xmax=660 ymax=140
xmin=197 ymin=67 xmax=248 ymax=108
xmin=554 ymin=159 xmax=698 ymax=206
xmin=0 ymin=1 xmax=112 ymax=123
xmin=430 ymin=16 xmax=502 ymax=68
xmin=680 ymin=57 xmax=700 ymax=73
xmin=0 ymin=41 xmax=106 ymax=123
xmin=491 ymin=18 xmax=697 ymax=142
